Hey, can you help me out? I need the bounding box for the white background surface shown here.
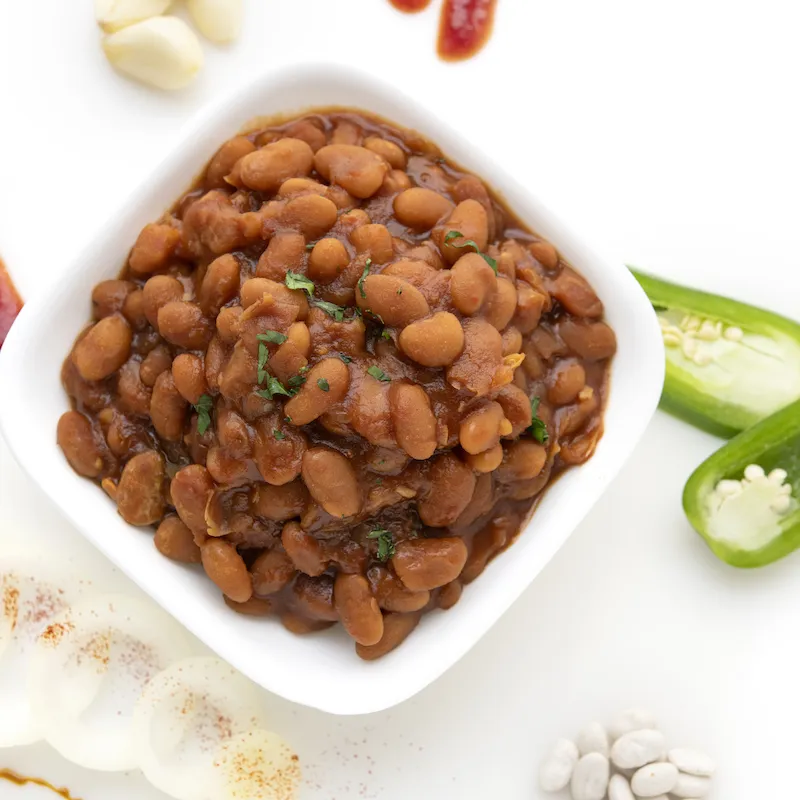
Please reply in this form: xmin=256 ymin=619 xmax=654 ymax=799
xmin=0 ymin=0 xmax=799 ymax=797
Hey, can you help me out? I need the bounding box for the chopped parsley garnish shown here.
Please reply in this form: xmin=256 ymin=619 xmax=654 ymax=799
xmin=311 ymin=298 xmax=345 ymax=322
xmin=287 ymin=373 xmax=306 ymax=395
xmin=193 ymin=394 xmax=213 ymax=436
xmin=528 ymin=396 xmax=549 ymax=444
xmin=380 ymin=328 xmax=392 ymax=340
xmin=285 ymin=270 xmax=315 ymax=295
xmin=367 ymin=528 xmax=395 ymax=562
xmin=256 ymin=330 xmax=288 ymax=345
xmin=317 ymin=378 xmax=330 ymax=392
xmin=273 ymin=429 xmax=286 ymax=440
xmin=367 ymin=365 xmax=391 ymax=382
xmin=257 ymin=342 xmax=269 ymax=385
xmin=358 ymin=258 xmax=372 ymax=299
xmin=444 ymin=230 xmax=498 ymax=273
xmin=338 ymin=353 xmax=352 ymax=364
xmin=256 ymin=376 xmax=292 ymax=400
xmin=305 ymin=242 xmax=316 ymax=251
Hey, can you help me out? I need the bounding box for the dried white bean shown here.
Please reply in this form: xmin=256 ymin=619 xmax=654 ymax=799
xmin=630 ymin=762 xmax=678 ymax=797
xmin=672 ymin=773 xmax=711 ymax=797
xmin=538 ymin=738 xmax=579 ymax=792
xmin=186 ymin=0 xmax=243 ymax=43
xmin=609 ymin=708 xmax=657 ymax=740
xmin=576 ymin=721 xmax=609 ymax=757
xmin=610 ymin=729 xmax=666 ymax=769
xmin=608 ymin=773 xmax=635 ymax=800
xmin=102 ymin=17 xmax=203 ymax=91
xmin=94 ymin=0 xmax=171 ymax=32
xmin=668 ymin=747 xmax=715 ymax=777
xmin=570 ymin=753 xmax=609 ymax=800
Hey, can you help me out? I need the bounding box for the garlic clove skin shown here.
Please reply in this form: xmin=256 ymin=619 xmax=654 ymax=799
xmin=102 ymin=16 xmax=204 ymax=91
xmin=95 ymin=0 xmax=173 ymax=33
xmin=185 ymin=0 xmax=244 ymax=44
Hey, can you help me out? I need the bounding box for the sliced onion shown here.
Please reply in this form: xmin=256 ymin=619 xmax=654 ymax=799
xmin=132 ymin=656 xmax=270 ymax=800
xmin=211 ymin=729 xmax=301 ymax=800
xmin=28 ymin=593 xmax=195 ymax=771
xmin=0 ymin=552 xmax=96 ymax=747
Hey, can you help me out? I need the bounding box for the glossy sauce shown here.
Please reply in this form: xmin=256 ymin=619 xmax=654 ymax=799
xmin=389 ymin=0 xmax=432 ymax=11
xmin=0 ymin=769 xmax=80 ymax=800
xmin=0 ymin=258 xmax=22 ymax=348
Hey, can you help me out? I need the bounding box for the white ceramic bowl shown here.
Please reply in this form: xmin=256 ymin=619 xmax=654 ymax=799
xmin=0 ymin=64 xmax=663 ymax=715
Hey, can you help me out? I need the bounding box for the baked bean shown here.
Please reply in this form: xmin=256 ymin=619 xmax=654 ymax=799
xmin=392 ymin=537 xmax=468 ymax=591
xmin=154 ymin=516 xmax=201 ymax=563
xmin=450 ymin=252 xmax=497 ymax=315
xmin=115 ymin=359 xmax=151 ymax=416
xmin=547 ymin=359 xmax=586 ymax=405
xmin=122 ymin=290 xmax=147 ymax=330
xmin=502 ymin=326 xmax=523 ymax=356
xmin=291 ymin=573 xmax=339 ymax=621
xmin=250 ymin=549 xmax=295 ymax=595
xmin=560 ymin=427 xmax=602 ymax=465
xmin=418 ymin=453 xmax=476 ymax=527
xmin=277 ymin=177 xmax=327 ymax=198
xmin=301 ymin=447 xmax=361 ymax=518
xmin=438 ymin=200 xmax=489 ymax=264
xmin=254 ymin=418 xmax=307 ymax=486
xmin=550 ymin=267 xmax=603 ymax=318
xmin=128 ymin=223 xmax=181 ymax=275
xmin=356 ymin=611 xmax=421 ymax=660
xmin=106 ymin=414 xmax=148 ymax=457
xmin=240 ymin=277 xmax=308 ymax=318
xmin=364 ymin=136 xmax=407 ymax=169
xmin=451 ymin=473 xmax=494 ymax=531
xmin=281 ymin=194 xmax=338 ymax=240
xmin=308 ymin=237 xmax=349 ymax=283
xmin=57 ymin=411 xmax=103 ymax=477
xmin=446 ymin=318 xmax=503 ymax=396
xmin=514 ymin=281 xmax=546 ymax=333
xmin=205 ymin=335 xmax=229 ymax=393
xmin=379 ymin=169 xmax=412 ymax=195
xmin=215 ymin=305 xmax=242 ymax=343
xmin=497 ymin=440 xmax=547 ymax=482
xmin=557 ymin=393 xmax=599 ymax=438
xmin=314 ymin=144 xmax=388 ymax=199
xmin=356 ymin=274 xmax=429 ymax=326
xmin=201 ymin=539 xmax=252 ymax=603
xmin=171 ymin=353 xmax=208 ymax=404
xmin=530 ymin=326 xmax=567 ymax=361
xmin=334 ymin=572 xmax=384 ymax=646
xmin=389 ymin=382 xmax=437 ymax=460
xmin=225 ymin=596 xmax=274 ymax=616
xmin=205 ymin=135 xmax=257 ymax=189
xmin=529 ymin=239 xmax=559 ymax=271
xmin=284 ymin=357 xmax=349 ymax=425
xmin=495 ymin=384 xmax=532 ymax=437
xmin=284 ymin=119 xmax=327 ymax=151
xmin=150 ymin=371 xmax=188 ymax=442
xmin=142 ymin=275 xmax=184 ymax=329
xmin=139 ymin=345 xmax=172 ymax=387
xmin=281 ymin=521 xmax=327 ymax=577
xmin=254 ymin=231 xmax=306 ymax=281
xmin=465 ymin=443 xmax=503 ymax=473
xmin=558 ymin=319 xmax=617 ymax=361
xmin=218 ymin=342 xmax=256 ymax=400
xmin=286 ymin=322 xmax=311 ymax=358
xmin=92 ymin=280 xmax=133 ymax=319
xmin=398 ymin=311 xmax=464 ymax=367
xmin=229 ymin=138 xmax=314 ymax=192
xmin=437 ymin=580 xmax=462 ymax=610
xmin=72 ymin=316 xmax=132 ymax=381
xmin=350 ymin=223 xmax=394 ymax=263
xmin=197 ymin=254 xmax=240 ymax=315
xmin=394 ymin=188 xmax=453 ymax=230
xmin=484 ymin=276 xmax=518 ymax=331
xmin=459 ymin=401 xmax=507 ymax=455
xmin=369 ymin=566 xmax=430 ymax=613
xmin=461 ymin=520 xmax=508 ymax=583
xmin=216 ymin=407 xmax=251 ymax=457
xmin=116 ymin=450 xmax=166 ymax=526
xmin=280 ymin=613 xmax=334 ymax=634
xmin=251 ymin=480 xmax=308 ymax=521
xmin=350 ymin=374 xmax=394 ymax=447
xmin=269 ymin=340 xmax=308 ymax=384
xmin=157 ymin=301 xmax=214 ymax=350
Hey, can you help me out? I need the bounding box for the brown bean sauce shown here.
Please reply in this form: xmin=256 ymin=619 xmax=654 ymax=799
xmin=58 ymin=109 xmax=617 ymax=659
xmin=0 ymin=769 xmax=80 ymax=799
xmin=0 ymin=257 xmax=22 ymax=349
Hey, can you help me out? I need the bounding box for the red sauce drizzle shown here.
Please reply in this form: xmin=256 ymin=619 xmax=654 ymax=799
xmin=0 ymin=769 xmax=81 ymax=800
xmin=437 ymin=0 xmax=498 ymax=61
xmin=0 ymin=257 xmax=22 ymax=349
xmin=389 ymin=0 xmax=432 ymax=11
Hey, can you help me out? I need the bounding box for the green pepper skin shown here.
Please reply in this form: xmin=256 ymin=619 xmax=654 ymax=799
xmin=631 ymin=269 xmax=800 ymax=438
xmin=683 ymin=398 xmax=800 ymax=567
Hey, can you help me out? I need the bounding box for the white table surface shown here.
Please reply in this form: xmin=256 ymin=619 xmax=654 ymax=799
xmin=2 ymin=1 xmax=799 ymax=797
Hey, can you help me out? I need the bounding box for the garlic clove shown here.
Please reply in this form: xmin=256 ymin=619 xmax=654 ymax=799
xmin=186 ymin=0 xmax=244 ymax=44
xmin=102 ymin=16 xmax=204 ymax=91
xmin=94 ymin=0 xmax=173 ymax=33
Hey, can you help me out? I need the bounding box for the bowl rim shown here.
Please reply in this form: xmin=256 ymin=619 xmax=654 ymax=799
xmin=0 ymin=61 xmax=664 ymax=714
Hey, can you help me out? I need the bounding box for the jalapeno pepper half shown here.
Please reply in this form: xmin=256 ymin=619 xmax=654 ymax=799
xmin=683 ymin=397 xmax=800 ymax=567
xmin=631 ymin=269 xmax=800 ymax=438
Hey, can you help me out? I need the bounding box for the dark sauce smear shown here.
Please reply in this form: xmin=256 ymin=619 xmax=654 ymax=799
xmin=0 ymin=769 xmax=81 ymax=800
xmin=0 ymin=258 xmax=22 ymax=349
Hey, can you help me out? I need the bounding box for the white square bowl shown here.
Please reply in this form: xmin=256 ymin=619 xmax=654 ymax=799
xmin=0 ymin=64 xmax=664 ymax=715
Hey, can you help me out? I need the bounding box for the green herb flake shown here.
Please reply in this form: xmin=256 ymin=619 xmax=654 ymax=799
xmin=305 ymin=242 xmax=316 ymax=251
xmin=193 ymin=394 xmax=213 ymax=436
xmin=256 ymin=330 xmax=288 ymax=345
xmin=312 ymin=298 xmax=345 ymax=322
xmin=338 ymin=353 xmax=353 ymax=364
xmin=367 ymin=365 xmax=391 ymax=382
xmin=367 ymin=527 xmax=395 ymax=562
xmin=358 ymin=258 xmax=372 ymax=300
xmin=317 ymin=378 xmax=330 ymax=392
xmin=380 ymin=328 xmax=392 ymax=340
xmin=273 ymin=429 xmax=286 ymax=440
xmin=287 ymin=374 xmax=306 ymax=388
xmin=444 ymin=230 xmax=498 ymax=273
xmin=528 ymin=396 xmax=549 ymax=444
xmin=375 ymin=478 xmax=383 ymax=486
xmin=256 ymin=376 xmax=292 ymax=401
xmin=257 ymin=342 xmax=269 ymax=385
xmin=285 ymin=270 xmax=315 ymax=295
